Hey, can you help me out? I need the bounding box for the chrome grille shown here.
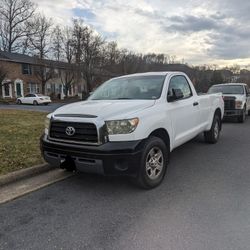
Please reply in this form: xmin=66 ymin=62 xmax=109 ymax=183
xmin=223 ymin=97 xmax=235 ymax=110
xmin=49 ymin=121 xmax=98 ymax=144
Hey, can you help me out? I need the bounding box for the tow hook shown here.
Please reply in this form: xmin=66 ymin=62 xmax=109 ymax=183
xmin=60 ymin=156 xmax=76 ymax=171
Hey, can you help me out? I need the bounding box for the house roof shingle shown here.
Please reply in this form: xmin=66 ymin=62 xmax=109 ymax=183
xmin=0 ymin=51 xmax=72 ymax=69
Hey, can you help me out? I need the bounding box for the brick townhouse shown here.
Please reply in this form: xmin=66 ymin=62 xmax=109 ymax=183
xmin=0 ymin=51 xmax=87 ymax=99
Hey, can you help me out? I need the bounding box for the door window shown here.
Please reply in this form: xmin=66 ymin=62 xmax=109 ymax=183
xmin=168 ymin=75 xmax=192 ymax=101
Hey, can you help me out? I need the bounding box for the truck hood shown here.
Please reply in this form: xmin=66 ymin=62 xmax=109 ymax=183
xmin=53 ymin=100 xmax=156 ymax=120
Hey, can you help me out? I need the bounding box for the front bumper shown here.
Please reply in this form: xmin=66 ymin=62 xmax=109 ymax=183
xmin=224 ymin=109 xmax=243 ymax=117
xmin=40 ymin=134 xmax=146 ymax=177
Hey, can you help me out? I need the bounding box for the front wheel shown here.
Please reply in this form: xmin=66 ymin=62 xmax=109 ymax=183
xmin=238 ymin=107 xmax=246 ymax=123
xmin=204 ymin=114 xmax=221 ymax=144
xmin=133 ymin=136 xmax=169 ymax=189
xmin=17 ymin=99 xmax=22 ymax=105
xmin=33 ymin=100 xmax=38 ymax=106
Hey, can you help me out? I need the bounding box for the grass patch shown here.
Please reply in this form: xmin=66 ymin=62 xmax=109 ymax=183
xmin=0 ymin=110 xmax=47 ymax=175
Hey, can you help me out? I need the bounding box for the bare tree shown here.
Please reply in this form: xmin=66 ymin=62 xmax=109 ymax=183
xmin=52 ymin=25 xmax=63 ymax=61
xmin=0 ymin=0 xmax=36 ymax=52
xmin=72 ymin=19 xmax=87 ymax=65
xmin=59 ymin=26 xmax=76 ymax=97
xmin=71 ymin=20 xmax=105 ymax=92
xmin=104 ymin=41 xmax=121 ymax=65
xmin=63 ymin=26 xmax=74 ymax=64
xmin=28 ymin=14 xmax=53 ymax=94
xmin=81 ymin=29 xmax=105 ymax=92
xmin=33 ymin=60 xmax=54 ymax=95
xmin=59 ymin=65 xmax=75 ymax=98
xmin=28 ymin=14 xmax=53 ymax=59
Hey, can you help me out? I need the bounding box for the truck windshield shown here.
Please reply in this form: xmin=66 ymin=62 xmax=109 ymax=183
xmin=89 ymin=75 xmax=165 ymax=100
xmin=208 ymin=85 xmax=244 ymax=95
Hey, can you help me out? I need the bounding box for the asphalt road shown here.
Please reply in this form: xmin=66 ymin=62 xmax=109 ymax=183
xmin=0 ymin=119 xmax=250 ymax=250
xmin=0 ymin=103 xmax=68 ymax=113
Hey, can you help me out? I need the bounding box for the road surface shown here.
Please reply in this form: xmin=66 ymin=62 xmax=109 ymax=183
xmin=0 ymin=119 xmax=250 ymax=250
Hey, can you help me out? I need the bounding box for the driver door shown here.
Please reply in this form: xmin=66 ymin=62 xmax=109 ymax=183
xmin=167 ymin=75 xmax=200 ymax=148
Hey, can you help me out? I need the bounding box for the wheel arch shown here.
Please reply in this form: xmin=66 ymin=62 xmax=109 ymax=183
xmin=214 ymin=108 xmax=222 ymax=130
xmin=149 ymin=128 xmax=171 ymax=152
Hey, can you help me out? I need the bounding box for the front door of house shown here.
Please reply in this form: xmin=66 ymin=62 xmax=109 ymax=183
xmin=16 ymin=83 xmax=22 ymax=97
xmin=15 ymin=81 xmax=23 ymax=97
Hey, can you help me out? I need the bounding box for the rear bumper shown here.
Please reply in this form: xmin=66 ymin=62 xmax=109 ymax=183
xmin=39 ymin=100 xmax=51 ymax=104
xmin=224 ymin=109 xmax=243 ymax=117
xmin=40 ymin=134 xmax=145 ymax=176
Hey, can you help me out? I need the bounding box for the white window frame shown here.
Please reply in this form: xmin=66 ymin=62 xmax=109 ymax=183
xmin=2 ymin=80 xmax=13 ymax=98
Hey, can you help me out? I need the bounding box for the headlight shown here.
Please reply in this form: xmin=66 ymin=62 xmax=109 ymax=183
xmin=45 ymin=117 xmax=50 ymax=133
xmin=106 ymin=118 xmax=139 ymax=135
xmin=235 ymin=101 xmax=243 ymax=109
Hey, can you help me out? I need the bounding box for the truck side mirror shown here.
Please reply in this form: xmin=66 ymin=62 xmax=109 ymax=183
xmin=168 ymin=88 xmax=184 ymax=102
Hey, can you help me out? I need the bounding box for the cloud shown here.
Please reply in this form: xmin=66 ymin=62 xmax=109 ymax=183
xmin=33 ymin=0 xmax=250 ymax=67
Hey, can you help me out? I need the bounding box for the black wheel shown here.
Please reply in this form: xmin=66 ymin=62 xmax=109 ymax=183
xmin=204 ymin=114 xmax=221 ymax=144
xmin=238 ymin=107 xmax=246 ymax=123
xmin=44 ymin=103 xmax=49 ymax=106
xmin=33 ymin=100 xmax=38 ymax=105
xmin=248 ymin=109 xmax=250 ymax=116
xmin=17 ymin=99 xmax=22 ymax=105
xmin=133 ymin=136 xmax=169 ymax=189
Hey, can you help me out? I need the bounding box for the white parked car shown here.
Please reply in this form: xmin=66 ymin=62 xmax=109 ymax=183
xmin=17 ymin=94 xmax=51 ymax=105
xmin=41 ymin=72 xmax=224 ymax=189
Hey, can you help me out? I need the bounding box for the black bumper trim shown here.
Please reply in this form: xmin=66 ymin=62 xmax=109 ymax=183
xmin=224 ymin=109 xmax=243 ymax=117
xmin=40 ymin=134 xmax=146 ymax=176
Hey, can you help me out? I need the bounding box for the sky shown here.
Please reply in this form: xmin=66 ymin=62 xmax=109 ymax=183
xmin=33 ymin=0 xmax=250 ymax=68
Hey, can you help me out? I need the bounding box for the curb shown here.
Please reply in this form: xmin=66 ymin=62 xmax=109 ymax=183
xmin=0 ymin=163 xmax=54 ymax=187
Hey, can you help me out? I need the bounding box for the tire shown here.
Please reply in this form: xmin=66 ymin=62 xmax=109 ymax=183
xmin=33 ymin=100 xmax=38 ymax=105
xmin=133 ymin=136 xmax=169 ymax=189
xmin=238 ymin=107 xmax=246 ymax=123
xmin=204 ymin=114 xmax=221 ymax=144
xmin=17 ymin=99 xmax=22 ymax=105
xmin=44 ymin=103 xmax=49 ymax=106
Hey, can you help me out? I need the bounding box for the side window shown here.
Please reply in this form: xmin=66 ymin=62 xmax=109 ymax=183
xmin=168 ymin=75 xmax=192 ymax=100
xmin=22 ymin=64 xmax=32 ymax=75
xmin=245 ymin=86 xmax=249 ymax=96
xmin=25 ymin=94 xmax=31 ymax=97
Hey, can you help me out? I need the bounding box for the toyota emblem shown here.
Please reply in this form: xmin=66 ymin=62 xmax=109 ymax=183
xmin=65 ymin=126 xmax=76 ymax=136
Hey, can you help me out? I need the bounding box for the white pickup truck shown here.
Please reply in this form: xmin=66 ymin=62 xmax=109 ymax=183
xmin=41 ymin=72 xmax=224 ymax=189
xmin=208 ymin=83 xmax=250 ymax=123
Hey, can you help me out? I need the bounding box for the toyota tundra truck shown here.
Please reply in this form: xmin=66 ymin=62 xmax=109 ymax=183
xmin=41 ymin=72 xmax=224 ymax=189
xmin=208 ymin=83 xmax=250 ymax=123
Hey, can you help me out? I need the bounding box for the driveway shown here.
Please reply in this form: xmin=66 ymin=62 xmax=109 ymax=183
xmin=0 ymin=119 xmax=250 ymax=250
xmin=0 ymin=102 xmax=71 ymax=113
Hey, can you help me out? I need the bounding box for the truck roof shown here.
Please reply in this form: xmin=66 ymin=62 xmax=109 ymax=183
xmin=116 ymin=71 xmax=185 ymax=78
xmin=212 ymin=83 xmax=247 ymax=87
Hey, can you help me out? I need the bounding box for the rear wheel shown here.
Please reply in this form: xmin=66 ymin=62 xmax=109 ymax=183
xmin=204 ymin=114 xmax=221 ymax=144
xmin=33 ymin=100 xmax=38 ymax=105
xmin=133 ymin=136 xmax=169 ymax=189
xmin=238 ymin=107 xmax=246 ymax=123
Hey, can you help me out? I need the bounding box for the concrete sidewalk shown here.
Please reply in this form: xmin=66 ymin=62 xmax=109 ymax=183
xmin=0 ymin=165 xmax=74 ymax=204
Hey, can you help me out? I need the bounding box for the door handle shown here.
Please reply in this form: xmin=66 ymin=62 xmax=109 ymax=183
xmin=193 ymin=102 xmax=199 ymax=106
